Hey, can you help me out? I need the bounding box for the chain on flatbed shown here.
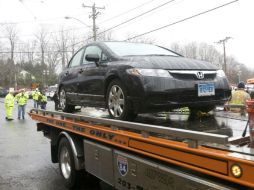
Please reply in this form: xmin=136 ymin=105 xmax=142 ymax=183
xmin=29 ymin=108 xmax=254 ymax=189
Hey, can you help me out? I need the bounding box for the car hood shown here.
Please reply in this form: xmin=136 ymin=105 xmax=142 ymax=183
xmin=122 ymin=56 xmax=218 ymax=70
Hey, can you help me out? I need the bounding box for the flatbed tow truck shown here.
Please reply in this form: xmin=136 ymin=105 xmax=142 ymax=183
xmin=29 ymin=102 xmax=254 ymax=190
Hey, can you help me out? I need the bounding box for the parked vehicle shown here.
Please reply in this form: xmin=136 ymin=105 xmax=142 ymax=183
xmin=0 ymin=88 xmax=8 ymax=97
xmin=58 ymin=41 xmax=231 ymax=120
xmin=45 ymin=85 xmax=58 ymax=100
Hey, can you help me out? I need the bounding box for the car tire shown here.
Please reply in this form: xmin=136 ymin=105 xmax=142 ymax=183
xmin=58 ymin=138 xmax=79 ymax=188
xmin=59 ymin=88 xmax=75 ymax=113
xmin=106 ymin=79 xmax=136 ymax=121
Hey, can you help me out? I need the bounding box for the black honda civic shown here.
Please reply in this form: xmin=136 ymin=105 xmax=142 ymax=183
xmin=58 ymin=41 xmax=231 ymax=120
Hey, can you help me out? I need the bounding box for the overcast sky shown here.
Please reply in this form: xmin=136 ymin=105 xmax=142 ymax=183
xmin=0 ymin=0 xmax=253 ymax=69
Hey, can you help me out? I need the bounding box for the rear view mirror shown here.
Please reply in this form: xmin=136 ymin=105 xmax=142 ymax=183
xmin=85 ymin=54 xmax=100 ymax=63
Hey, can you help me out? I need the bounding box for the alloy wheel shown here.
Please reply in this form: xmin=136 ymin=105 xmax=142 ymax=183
xmin=60 ymin=146 xmax=71 ymax=179
xmin=108 ymin=85 xmax=125 ymax=118
xmin=60 ymin=89 xmax=66 ymax=109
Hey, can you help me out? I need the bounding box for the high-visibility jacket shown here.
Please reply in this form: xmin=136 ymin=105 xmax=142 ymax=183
xmin=229 ymin=90 xmax=251 ymax=105
xmin=4 ymin=93 xmax=15 ymax=108
xmin=15 ymin=92 xmax=29 ymax=106
xmin=32 ymin=90 xmax=41 ymax=101
xmin=41 ymin=95 xmax=47 ymax=103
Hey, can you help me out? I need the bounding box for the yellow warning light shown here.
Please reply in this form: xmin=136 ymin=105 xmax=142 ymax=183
xmin=231 ymin=164 xmax=242 ymax=178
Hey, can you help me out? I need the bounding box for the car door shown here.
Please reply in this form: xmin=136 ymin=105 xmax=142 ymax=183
xmin=61 ymin=48 xmax=84 ymax=102
xmin=77 ymin=45 xmax=108 ymax=106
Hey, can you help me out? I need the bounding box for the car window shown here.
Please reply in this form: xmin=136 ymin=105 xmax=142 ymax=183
xmin=69 ymin=48 xmax=84 ymax=68
xmin=104 ymin=42 xmax=179 ymax=57
xmin=82 ymin=46 xmax=107 ymax=65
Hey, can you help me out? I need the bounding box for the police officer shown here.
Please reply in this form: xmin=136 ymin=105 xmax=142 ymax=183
xmin=32 ymin=88 xmax=41 ymax=108
xmin=15 ymin=89 xmax=29 ymax=119
xmin=4 ymin=88 xmax=15 ymax=121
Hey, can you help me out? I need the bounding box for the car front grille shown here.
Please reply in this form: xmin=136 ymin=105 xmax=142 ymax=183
xmin=168 ymin=70 xmax=217 ymax=81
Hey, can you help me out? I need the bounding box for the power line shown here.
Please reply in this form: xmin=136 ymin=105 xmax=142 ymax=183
xmin=98 ymin=0 xmax=155 ymax=24
xmin=0 ymin=0 xmax=175 ymax=40
xmin=125 ymin=0 xmax=239 ymax=41
xmin=69 ymin=0 xmax=176 ymax=45
xmin=96 ymin=0 xmax=176 ymax=38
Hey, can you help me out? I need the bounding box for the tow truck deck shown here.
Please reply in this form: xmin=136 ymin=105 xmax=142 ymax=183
xmin=29 ymin=108 xmax=254 ymax=190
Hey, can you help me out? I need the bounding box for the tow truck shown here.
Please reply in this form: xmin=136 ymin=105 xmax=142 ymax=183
xmin=29 ymin=101 xmax=254 ymax=190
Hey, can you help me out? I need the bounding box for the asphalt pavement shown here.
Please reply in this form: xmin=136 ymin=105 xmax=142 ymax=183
xmin=0 ymin=99 xmax=111 ymax=190
xmin=0 ymin=98 xmax=249 ymax=190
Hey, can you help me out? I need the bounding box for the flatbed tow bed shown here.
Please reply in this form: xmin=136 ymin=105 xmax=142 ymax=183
xmin=29 ymin=109 xmax=254 ymax=190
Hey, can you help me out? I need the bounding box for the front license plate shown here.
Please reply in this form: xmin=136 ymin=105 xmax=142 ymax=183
xmin=198 ymin=83 xmax=215 ymax=96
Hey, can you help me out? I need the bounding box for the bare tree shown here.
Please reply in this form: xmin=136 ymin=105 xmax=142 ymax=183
xmin=54 ymin=28 xmax=69 ymax=70
xmin=34 ymin=26 xmax=49 ymax=65
xmin=125 ymin=33 xmax=156 ymax=44
xmin=25 ymin=40 xmax=37 ymax=63
xmin=4 ymin=24 xmax=19 ymax=61
xmin=171 ymin=41 xmax=223 ymax=67
xmin=97 ymin=30 xmax=114 ymax=41
xmin=3 ymin=24 xmax=19 ymax=87
xmin=183 ymin=42 xmax=198 ymax=59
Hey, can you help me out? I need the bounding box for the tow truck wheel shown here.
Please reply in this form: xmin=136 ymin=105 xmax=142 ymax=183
xmin=58 ymin=138 xmax=78 ymax=188
xmin=59 ymin=88 xmax=75 ymax=113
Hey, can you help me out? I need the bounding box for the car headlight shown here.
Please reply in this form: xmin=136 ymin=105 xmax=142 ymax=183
xmin=126 ymin=68 xmax=172 ymax=78
xmin=217 ymin=70 xmax=226 ymax=77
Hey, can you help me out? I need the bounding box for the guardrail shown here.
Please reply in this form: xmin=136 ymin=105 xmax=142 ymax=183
xmin=30 ymin=109 xmax=229 ymax=148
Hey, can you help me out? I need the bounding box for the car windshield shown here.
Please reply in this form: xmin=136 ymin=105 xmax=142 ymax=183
xmin=104 ymin=42 xmax=179 ymax=57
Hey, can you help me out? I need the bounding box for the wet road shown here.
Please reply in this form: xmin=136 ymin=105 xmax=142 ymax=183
xmin=0 ymin=99 xmax=111 ymax=190
xmin=0 ymin=98 xmax=249 ymax=190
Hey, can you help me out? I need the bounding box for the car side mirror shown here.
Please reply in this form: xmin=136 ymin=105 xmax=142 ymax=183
xmin=85 ymin=54 xmax=100 ymax=66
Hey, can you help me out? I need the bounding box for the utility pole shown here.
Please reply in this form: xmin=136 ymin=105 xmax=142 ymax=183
xmin=82 ymin=3 xmax=105 ymax=41
xmin=215 ymin=37 xmax=232 ymax=75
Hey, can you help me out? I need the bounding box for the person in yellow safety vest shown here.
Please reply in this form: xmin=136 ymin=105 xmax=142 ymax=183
xmin=15 ymin=89 xmax=29 ymax=119
xmin=40 ymin=92 xmax=47 ymax=110
xmin=4 ymin=88 xmax=15 ymax=121
xmin=228 ymin=81 xmax=251 ymax=112
xmin=32 ymin=88 xmax=41 ymax=108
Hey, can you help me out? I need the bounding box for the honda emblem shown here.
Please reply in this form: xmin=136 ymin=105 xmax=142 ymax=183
xmin=196 ymin=71 xmax=204 ymax=79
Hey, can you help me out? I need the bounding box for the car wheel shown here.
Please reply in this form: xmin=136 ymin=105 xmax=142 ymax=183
xmin=58 ymin=138 xmax=78 ymax=188
xmin=59 ymin=88 xmax=75 ymax=113
xmin=106 ymin=80 xmax=136 ymax=121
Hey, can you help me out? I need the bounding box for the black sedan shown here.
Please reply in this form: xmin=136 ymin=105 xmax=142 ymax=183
xmin=58 ymin=41 xmax=231 ymax=120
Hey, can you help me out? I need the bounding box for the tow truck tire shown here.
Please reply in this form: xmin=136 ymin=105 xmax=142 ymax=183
xmin=59 ymin=88 xmax=75 ymax=113
xmin=58 ymin=138 xmax=78 ymax=188
xmin=106 ymin=79 xmax=136 ymax=121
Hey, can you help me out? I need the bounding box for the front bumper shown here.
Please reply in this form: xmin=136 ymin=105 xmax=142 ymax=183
xmin=124 ymin=75 xmax=231 ymax=113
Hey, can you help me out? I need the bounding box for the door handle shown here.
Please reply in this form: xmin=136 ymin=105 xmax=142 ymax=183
xmin=78 ymin=68 xmax=84 ymax=73
xmin=64 ymin=71 xmax=69 ymax=76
